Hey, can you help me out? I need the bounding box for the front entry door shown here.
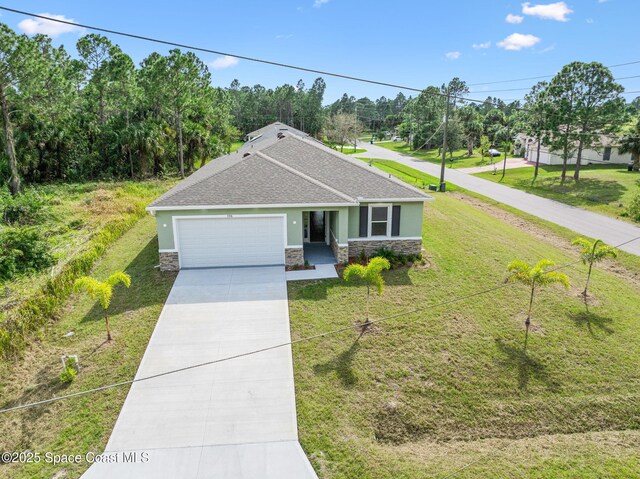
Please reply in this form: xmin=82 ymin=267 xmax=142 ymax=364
xmin=310 ymin=211 xmax=325 ymax=242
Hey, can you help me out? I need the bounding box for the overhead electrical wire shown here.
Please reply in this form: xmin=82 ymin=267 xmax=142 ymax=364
xmin=468 ymin=61 xmax=640 ymax=87
xmin=1 ymin=234 xmax=639 ymax=414
xmin=1 ymin=6 xmax=639 ymax=114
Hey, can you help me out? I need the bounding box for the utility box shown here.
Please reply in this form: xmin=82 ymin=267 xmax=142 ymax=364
xmin=428 ymin=184 xmax=438 ymax=191
xmin=439 ymin=182 xmax=447 ymax=192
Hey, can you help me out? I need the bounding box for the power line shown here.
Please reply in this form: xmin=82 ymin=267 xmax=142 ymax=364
xmin=472 ymin=76 xmax=640 ymax=94
xmin=0 ymin=7 xmax=449 ymax=100
xmin=468 ymin=61 xmax=640 ymax=87
xmin=1 ymin=234 xmax=639 ymax=414
xmin=1 ymin=7 xmax=636 ymax=152
xmin=2 ymin=6 xmax=635 ymax=114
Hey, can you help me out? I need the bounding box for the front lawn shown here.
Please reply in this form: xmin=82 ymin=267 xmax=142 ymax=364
xmin=377 ymin=141 xmax=515 ymax=169
xmin=290 ymin=192 xmax=640 ymax=477
xmin=0 ymin=215 xmax=176 ymax=479
xmin=474 ymin=164 xmax=640 ymax=222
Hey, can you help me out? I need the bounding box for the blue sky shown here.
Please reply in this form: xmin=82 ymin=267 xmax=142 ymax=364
xmin=0 ymin=0 xmax=638 ymax=104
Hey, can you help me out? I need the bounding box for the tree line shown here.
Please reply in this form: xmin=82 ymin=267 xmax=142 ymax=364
xmin=0 ymin=24 xmax=239 ymax=196
xmin=2 ymin=20 xmax=640 ymax=197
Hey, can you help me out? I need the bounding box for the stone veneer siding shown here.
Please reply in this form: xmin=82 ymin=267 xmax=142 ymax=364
xmin=330 ymin=235 xmax=348 ymax=263
xmin=159 ymin=251 xmax=179 ymax=271
xmin=348 ymin=239 xmax=422 ymax=258
xmin=285 ymin=247 xmax=304 ymax=266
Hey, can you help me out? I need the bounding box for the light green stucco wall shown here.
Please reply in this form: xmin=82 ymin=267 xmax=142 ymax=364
xmin=155 ymin=207 xmax=351 ymax=250
xmin=347 ymin=202 xmax=424 ymax=239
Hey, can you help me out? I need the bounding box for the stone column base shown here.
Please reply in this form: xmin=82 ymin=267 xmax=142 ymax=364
xmin=285 ymin=247 xmax=304 ymax=266
xmin=159 ymin=251 xmax=179 ymax=271
xmin=348 ymin=239 xmax=422 ymax=258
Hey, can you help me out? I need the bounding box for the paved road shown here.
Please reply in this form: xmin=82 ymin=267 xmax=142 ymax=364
xmin=360 ymin=141 xmax=640 ymax=256
xmin=83 ymin=267 xmax=317 ymax=479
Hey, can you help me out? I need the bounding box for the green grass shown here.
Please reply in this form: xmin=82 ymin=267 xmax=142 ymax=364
xmin=355 ymin=158 xmax=462 ymax=192
xmin=378 ymin=141 xmax=515 ymax=169
xmin=345 ymin=148 xmax=367 ymax=155
xmin=229 ymin=141 xmax=243 ymax=152
xmin=328 ymin=145 xmax=367 ymax=155
xmin=474 ymin=164 xmax=640 ymax=222
xmin=362 ymin=158 xmax=640 ymax=276
xmin=290 ymin=188 xmax=640 ymax=477
xmin=0 ymin=215 xmax=176 ymax=479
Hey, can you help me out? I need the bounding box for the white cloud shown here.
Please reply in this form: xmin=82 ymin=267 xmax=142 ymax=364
xmin=597 ymin=0 xmax=609 ymax=3
xmin=472 ymin=41 xmax=492 ymax=49
xmin=522 ymin=2 xmax=573 ymax=21
xmin=209 ymin=55 xmax=239 ymax=70
xmin=497 ymin=33 xmax=541 ymax=51
xmin=506 ymin=13 xmax=524 ymax=24
xmin=586 ymin=17 xmax=595 ymax=23
xmin=538 ymin=44 xmax=556 ymax=53
xmin=445 ymin=51 xmax=461 ymax=60
xmin=18 ymin=13 xmax=84 ymax=38
xmin=313 ymin=0 xmax=329 ymax=7
xmin=275 ymin=34 xmax=294 ymax=39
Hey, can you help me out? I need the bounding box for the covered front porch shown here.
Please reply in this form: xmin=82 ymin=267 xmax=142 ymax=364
xmin=301 ymin=209 xmax=349 ymax=265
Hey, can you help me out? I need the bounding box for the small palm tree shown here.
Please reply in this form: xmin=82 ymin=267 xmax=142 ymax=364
xmin=343 ymin=256 xmax=391 ymax=327
xmin=571 ymin=238 xmax=618 ymax=297
xmin=506 ymin=259 xmax=570 ymax=350
xmin=74 ymin=272 xmax=132 ymax=342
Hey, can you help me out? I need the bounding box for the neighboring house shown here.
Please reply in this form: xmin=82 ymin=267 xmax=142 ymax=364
xmin=147 ymin=122 xmax=433 ymax=271
xmin=517 ymin=133 xmax=633 ymax=166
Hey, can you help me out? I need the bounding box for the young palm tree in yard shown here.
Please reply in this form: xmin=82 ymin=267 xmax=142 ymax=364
xmin=74 ymin=272 xmax=131 ymax=342
xmin=343 ymin=257 xmax=391 ymax=328
xmin=506 ymin=259 xmax=570 ymax=351
xmin=571 ymin=238 xmax=618 ymax=297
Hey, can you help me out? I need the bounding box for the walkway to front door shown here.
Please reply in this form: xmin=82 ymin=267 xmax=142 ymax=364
xmin=303 ymin=243 xmax=335 ymax=265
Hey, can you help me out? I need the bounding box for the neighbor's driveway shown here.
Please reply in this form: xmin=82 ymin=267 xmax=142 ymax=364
xmin=360 ymin=141 xmax=640 ymax=256
xmin=82 ymin=267 xmax=317 ymax=479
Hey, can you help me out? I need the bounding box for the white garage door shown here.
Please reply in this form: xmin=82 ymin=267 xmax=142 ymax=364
xmin=175 ymin=215 xmax=286 ymax=268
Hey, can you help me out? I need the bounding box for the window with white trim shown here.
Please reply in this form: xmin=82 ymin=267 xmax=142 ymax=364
xmin=369 ymin=205 xmax=391 ymax=237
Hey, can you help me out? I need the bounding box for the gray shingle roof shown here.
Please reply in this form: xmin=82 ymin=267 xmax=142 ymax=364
xmin=261 ymin=136 xmax=430 ymax=200
xmin=148 ymin=153 xmax=352 ymax=208
xmin=148 ymin=122 xmax=431 ymax=210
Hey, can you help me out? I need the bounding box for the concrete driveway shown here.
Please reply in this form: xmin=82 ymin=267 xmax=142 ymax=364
xmin=361 ymin=141 xmax=640 ymax=256
xmin=82 ymin=267 xmax=317 ymax=479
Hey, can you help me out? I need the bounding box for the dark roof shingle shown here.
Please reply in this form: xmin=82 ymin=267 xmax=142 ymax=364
xmin=148 ymin=122 xmax=431 ymax=210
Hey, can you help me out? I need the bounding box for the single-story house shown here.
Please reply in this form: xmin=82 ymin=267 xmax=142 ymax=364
xmin=147 ymin=122 xmax=433 ymax=271
xmin=517 ymin=133 xmax=633 ymax=166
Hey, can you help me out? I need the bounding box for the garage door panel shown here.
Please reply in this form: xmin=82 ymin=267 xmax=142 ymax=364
xmin=176 ymin=216 xmax=285 ymax=268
